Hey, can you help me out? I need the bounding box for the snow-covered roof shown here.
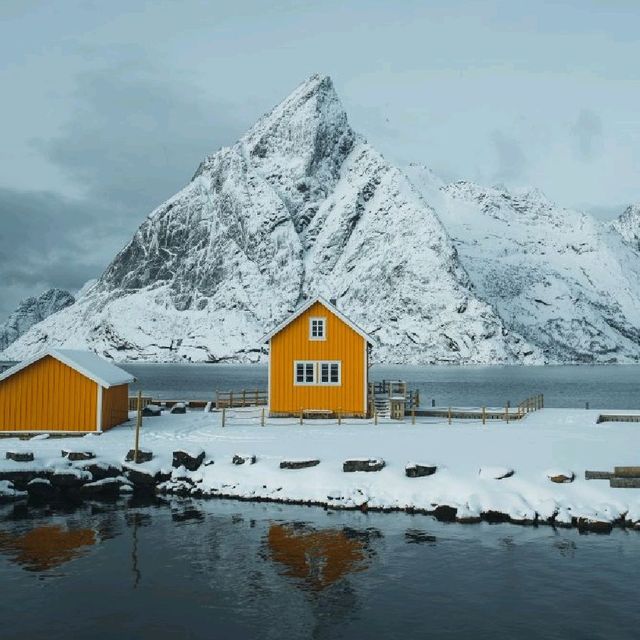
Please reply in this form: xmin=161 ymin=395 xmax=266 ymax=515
xmin=262 ymin=296 xmax=374 ymax=345
xmin=0 ymin=349 xmax=135 ymax=388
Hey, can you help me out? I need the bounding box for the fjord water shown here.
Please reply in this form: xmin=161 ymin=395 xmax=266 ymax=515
xmin=0 ymin=498 xmax=638 ymax=640
xmin=127 ymin=363 xmax=640 ymax=409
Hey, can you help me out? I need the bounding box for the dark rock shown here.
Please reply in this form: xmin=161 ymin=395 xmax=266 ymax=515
xmin=585 ymin=470 xmax=613 ymax=480
xmin=482 ymin=510 xmax=511 ymax=523
xmin=5 ymin=451 xmax=34 ymax=463
xmin=405 ymin=463 xmax=437 ymax=478
xmin=170 ymin=403 xmax=187 ymax=414
xmin=343 ymin=458 xmax=385 ymax=472
xmin=280 ymin=459 xmax=320 ymax=470
xmin=577 ymin=518 xmax=613 ymax=534
xmin=81 ymin=463 xmax=123 ymax=481
xmin=142 ymin=404 xmax=162 ymax=417
xmin=172 ymin=450 xmax=205 ymax=471
xmin=0 ymin=470 xmax=49 ymax=490
xmin=25 ymin=478 xmax=57 ymax=498
xmin=62 ymin=450 xmax=95 ymax=461
xmin=50 ymin=470 xmax=90 ymax=489
xmin=125 ymin=449 xmax=153 ymax=463
xmin=432 ymin=505 xmax=458 ymax=522
xmin=125 ymin=467 xmax=170 ymax=487
xmin=80 ymin=478 xmax=130 ymax=497
xmin=232 ymin=454 xmax=256 ymax=465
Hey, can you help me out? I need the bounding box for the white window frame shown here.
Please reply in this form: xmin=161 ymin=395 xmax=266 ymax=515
xmin=318 ymin=361 xmax=342 ymax=386
xmin=309 ymin=317 xmax=326 ymax=341
xmin=294 ymin=360 xmax=316 ymax=385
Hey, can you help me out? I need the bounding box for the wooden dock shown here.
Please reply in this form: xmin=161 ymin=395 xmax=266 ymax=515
xmin=597 ymin=414 xmax=640 ymax=424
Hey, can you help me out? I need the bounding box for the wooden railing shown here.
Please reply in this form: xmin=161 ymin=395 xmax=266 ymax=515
xmin=516 ymin=393 xmax=544 ymax=417
xmin=216 ymin=389 xmax=267 ymax=409
xmin=128 ymin=396 xmax=153 ymax=411
xmin=368 ymin=380 xmax=420 ymax=412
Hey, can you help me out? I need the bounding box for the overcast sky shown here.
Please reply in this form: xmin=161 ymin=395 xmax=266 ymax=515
xmin=1 ymin=0 xmax=639 ymax=319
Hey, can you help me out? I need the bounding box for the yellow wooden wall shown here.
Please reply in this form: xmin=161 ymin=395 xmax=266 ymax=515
xmin=0 ymin=356 xmax=98 ymax=432
xmin=101 ymin=383 xmax=129 ymax=431
xmin=269 ymin=301 xmax=367 ymax=416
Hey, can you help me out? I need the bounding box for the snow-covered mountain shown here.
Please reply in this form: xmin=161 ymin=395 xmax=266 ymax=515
xmin=0 ymin=289 xmax=75 ymax=352
xmin=2 ymin=74 xmax=537 ymax=364
xmin=406 ymin=166 xmax=640 ymax=362
xmin=612 ymin=204 xmax=640 ymax=252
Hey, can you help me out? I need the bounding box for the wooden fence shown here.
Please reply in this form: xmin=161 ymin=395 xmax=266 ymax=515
xmin=215 ymin=389 xmax=267 ymax=409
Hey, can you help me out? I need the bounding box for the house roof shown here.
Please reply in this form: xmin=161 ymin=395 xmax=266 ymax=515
xmin=0 ymin=349 xmax=135 ymax=389
xmin=262 ymin=296 xmax=375 ymax=345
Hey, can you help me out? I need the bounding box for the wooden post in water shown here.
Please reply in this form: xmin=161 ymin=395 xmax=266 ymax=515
xmin=229 ymin=391 xmax=234 ymax=408
xmin=221 ymin=407 xmax=226 ymax=428
xmin=482 ymin=406 xmax=486 ymax=425
xmin=448 ymin=406 xmax=452 ymax=426
xmin=242 ymin=389 xmax=246 ymax=407
xmin=216 ymin=391 xmax=219 ymax=410
xmin=134 ymin=390 xmax=142 ymax=463
xmin=261 ymin=407 xmax=265 ymax=427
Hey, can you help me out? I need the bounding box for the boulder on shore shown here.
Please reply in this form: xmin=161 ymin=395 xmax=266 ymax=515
xmin=62 ymin=450 xmax=95 ymax=461
xmin=142 ymin=404 xmax=162 ymax=417
xmin=343 ymin=458 xmax=385 ymax=473
xmin=125 ymin=449 xmax=153 ymax=464
xmin=5 ymin=451 xmax=34 ymax=463
xmin=280 ymin=459 xmax=320 ymax=470
xmin=405 ymin=462 xmax=437 ymax=478
xmin=232 ymin=454 xmax=256 ymax=465
xmin=172 ymin=450 xmax=205 ymax=471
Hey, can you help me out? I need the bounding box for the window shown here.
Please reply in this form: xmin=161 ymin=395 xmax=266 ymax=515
xmin=294 ymin=361 xmax=316 ymax=385
xmin=309 ymin=317 xmax=326 ymax=341
xmin=319 ymin=361 xmax=341 ymax=385
xmin=294 ymin=361 xmax=341 ymax=386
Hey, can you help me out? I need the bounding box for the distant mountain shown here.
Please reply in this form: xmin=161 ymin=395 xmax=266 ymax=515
xmin=612 ymin=204 xmax=640 ymax=252
xmin=0 ymin=289 xmax=75 ymax=352
xmin=406 ymin=166 xmax=640 ymax=362
xmin=2 ymin=74 xmax=536 ymax=364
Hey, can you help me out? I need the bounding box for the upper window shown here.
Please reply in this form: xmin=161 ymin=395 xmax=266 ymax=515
xmin=309 ymin=317 xmax=326 ymax=341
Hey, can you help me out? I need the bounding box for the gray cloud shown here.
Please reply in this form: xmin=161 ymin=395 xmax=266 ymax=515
xmin=571 ymin=109 xmax=603 ymax=160
xmin=0 ymin=60 xmax=244 ymax=320
xmin=490 ymin=130 xmax=527 ymax=182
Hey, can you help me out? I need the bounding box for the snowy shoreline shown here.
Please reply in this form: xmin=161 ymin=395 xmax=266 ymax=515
xmin=2 ymin=407 xmax=640 ymax=533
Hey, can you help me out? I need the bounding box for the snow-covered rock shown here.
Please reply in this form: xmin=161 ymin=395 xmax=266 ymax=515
xmin=612 ymin=204 xmax=640 ymax=252
xmin=406 ymin=166 xmax=640 ymax=363
xmin=0 ymin=288 xmax=74 ymax=351
xmin=2 ymin=74 xmax=536 ymax=365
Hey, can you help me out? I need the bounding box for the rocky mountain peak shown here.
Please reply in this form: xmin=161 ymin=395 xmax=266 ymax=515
xmin=612 ymin=203 xmax=640 ymax=251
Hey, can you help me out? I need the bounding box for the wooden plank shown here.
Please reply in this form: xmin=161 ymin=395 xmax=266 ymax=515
xmin=585 ymin=470 xmax=613 ymax=480
xmin=614 ymin=466 xmax=640 ymax=478
xmin=610 ymin=477 xmax=640 ymax=488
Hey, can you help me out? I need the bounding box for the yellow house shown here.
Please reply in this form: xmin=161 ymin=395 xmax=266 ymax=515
xmin=0 ymin=349 xmax=134 ymax=433
xmin=263 ymin=297 xmax=374 ymax=417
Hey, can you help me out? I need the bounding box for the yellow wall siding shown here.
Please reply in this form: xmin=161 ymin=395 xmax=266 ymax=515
xmin=101 ymin=383 xmax=129 ymax=431
xmin=269 ymin=301 xmax=367 ymax=415
xmin=0 ymin=356 xmax=98 ymax=432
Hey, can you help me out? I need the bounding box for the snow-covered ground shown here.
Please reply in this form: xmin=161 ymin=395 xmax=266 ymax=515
xmin=2 ymin=407 xmax=640 ymax=529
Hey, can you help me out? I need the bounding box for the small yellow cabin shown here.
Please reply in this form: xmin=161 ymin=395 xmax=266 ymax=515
xmin=0 ymin=349 xmax=134 ymax=433
xmin=264 ymin=297 xmax=373 ymax=417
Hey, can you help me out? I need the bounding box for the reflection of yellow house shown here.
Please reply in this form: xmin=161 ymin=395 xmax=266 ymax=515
xmin=0 ymin=349 xmax=134 ymax=433
xmin=263 ymin=297 xmax=374 ymax=417
xmin=267 ymin=524 xmax=366 ymax=590
xmin=0 ymin=525 xmax=96 ymax=572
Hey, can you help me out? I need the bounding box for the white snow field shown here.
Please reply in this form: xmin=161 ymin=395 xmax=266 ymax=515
xmin=1 ymin=407 xmax=640 ymax=530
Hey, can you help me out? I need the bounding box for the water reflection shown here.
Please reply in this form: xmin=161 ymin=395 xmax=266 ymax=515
xmin=266 ymin=523 xmax=373 ymax=591
xmin=0 ymin=525 xmax=96 ymax=572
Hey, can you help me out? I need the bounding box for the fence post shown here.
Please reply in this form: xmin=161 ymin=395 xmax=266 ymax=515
xmin=374 ymin=409 xmax=378 ymax=426
xmin=255 ymin=389 xmax=259 ymax=406
xmin=412 ymin=408 xmax=415 ymax=425
xmin=541 ymin=393 xmax=544 ymax=409
xmin=134 ymin=390 xmax=142 ymax=463
xmin=300 ymin=408 xmax=303 ymax=425
xmin=482 ymin=406 xmax=486 ymax=425
xmin=216 ymin=391 xmax=219 ymax=410
xmin=505 ymin=405 xmax=509 ymax=424
xmin=338 ymin=409 xmax=342 ymax=426
xmin=261 ymin=407 xmax=265 ymax=427
xmin=230 ymin=391 xmax=234 ymax=408
xmin=221 ymin=407 xmax=226 ymax=428
xmin=448 ymin=406 xmax=452 ymax=425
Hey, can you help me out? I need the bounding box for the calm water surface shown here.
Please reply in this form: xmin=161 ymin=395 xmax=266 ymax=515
xmin=128 ymin=363 xmax=640 ymax=409
xmin=1 ymin=498 xmax=638 ymax=640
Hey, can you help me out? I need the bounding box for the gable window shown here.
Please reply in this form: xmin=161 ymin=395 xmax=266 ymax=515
xmin=309 ymin=317 xmax=326 ymax=341
xmin=294 ymin=361 xmax=316 ymax=385
xmin=319 ymin=361 xmax=341 ymax=385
